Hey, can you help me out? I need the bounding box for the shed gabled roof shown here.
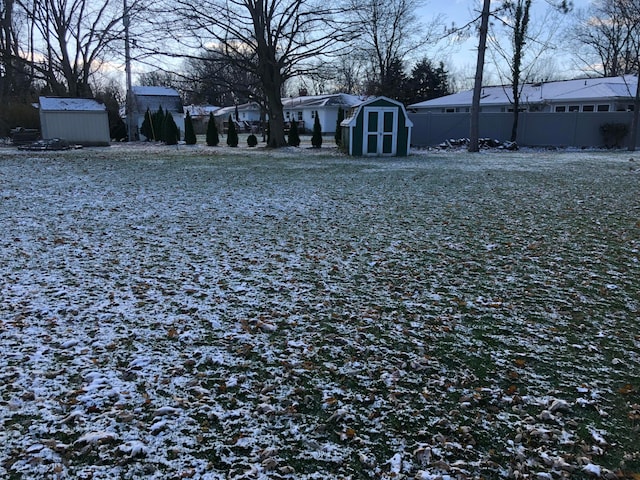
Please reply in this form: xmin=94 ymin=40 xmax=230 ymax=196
xmin=409 ymin=74 xmax=638 ymax=109
xmin=131 ymin=86 xmax=180 ymax=97
xmin=131 ymin=86 xmax=183 ymax=115
xmin=342 ymin=96 xmax=413 ymax=127
xmin=39 ymin=97 xmax=106 ymax=112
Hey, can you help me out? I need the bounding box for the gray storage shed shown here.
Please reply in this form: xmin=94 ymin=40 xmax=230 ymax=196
xmin=131 ymin=86 xmax=185 ymax=141
xmin=341 ymin=96 xmax=413 ymax=156
xmin=39 ymin=97 xmax=110 ymax=146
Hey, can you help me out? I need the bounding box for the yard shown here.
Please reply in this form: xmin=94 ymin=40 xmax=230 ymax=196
xmin=0 ymin=144 xmax=639 ymax=479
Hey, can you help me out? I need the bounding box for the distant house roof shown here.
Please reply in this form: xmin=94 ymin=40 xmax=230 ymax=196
xmin=214 ymin=102 xmax=262 ymax=118
xmin=409 ymin=75 xmax=639 ymax=109
xmin=131 ymin=86 xmax=180 ymax=97
xmin=282 ymin=93 xmax=363 ymax=109
xmin=131 ymin=86 xmax=183 ymax=115
xmin=214 ymin=94 xmax=364 ymax=118
xmin=184 ymin=104 xmax=220 ymax=117
xmin=39 ymin=97 xmax=106 ymax=112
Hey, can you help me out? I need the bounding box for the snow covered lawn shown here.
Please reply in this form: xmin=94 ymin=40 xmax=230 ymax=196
xmin=1 ymin=145 xmax=639 ymax=479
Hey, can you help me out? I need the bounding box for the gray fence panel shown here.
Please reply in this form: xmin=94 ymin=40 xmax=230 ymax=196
xmin=408 ymin=111 xmax=639 ymax=148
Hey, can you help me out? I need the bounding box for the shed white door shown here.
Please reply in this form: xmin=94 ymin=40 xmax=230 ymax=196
xmin=363 ymin=107 xmax=397 ymax=156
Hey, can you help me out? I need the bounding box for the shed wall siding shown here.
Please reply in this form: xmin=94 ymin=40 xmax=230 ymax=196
xmin=40 ymin=111 xmax=110 ymax=146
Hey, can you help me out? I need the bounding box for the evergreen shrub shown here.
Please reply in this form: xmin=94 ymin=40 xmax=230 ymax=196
xmin=154 ymin=106 xmax=165 ymax=142
xmin=311 ymin=114 xmax=322 ymax=148
xmin=247 ymin=134 xmax=258 ymax=147
xmin=184 ymin=111 xmax=197 ymax=145
xmin=288 ymin=120 xmax=300 ymax=147
xmin=164 ymin=112 xmax=179 ymax=145
xmin=227 ymin=115 xmax=238 ymax=147
xmin=206 ymin=112 xmax=219 ymax=146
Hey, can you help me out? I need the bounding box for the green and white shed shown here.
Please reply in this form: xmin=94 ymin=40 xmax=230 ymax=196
xmin=341 ymin=96 xmax=413 ymax=156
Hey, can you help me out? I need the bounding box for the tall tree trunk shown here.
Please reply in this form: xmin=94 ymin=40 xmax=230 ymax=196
xmin=469 ymin=0 xmax=491 ymax=153
xmin=1 ymin=0 xmax=14 ymax=99
xmin=265 ymin=87 xmax=286 ymax=148
xmin=510 ymin=0 xmax=530 ymax=143
xmin=252 ymin=1 xmax=287 ymax=148
xmin=511 ymin=86 xmax=520 ymax=143
xmin=628 ymin=72 xmax=640 ymax=151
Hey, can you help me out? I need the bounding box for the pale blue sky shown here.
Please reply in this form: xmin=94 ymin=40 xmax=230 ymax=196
xmin=422 ymin=0 xmax=594 ymax=88
xmin=434 ymin=0 xmax=591 ymax=26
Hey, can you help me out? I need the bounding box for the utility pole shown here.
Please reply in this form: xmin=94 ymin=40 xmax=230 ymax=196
xmin=124 ymin=0 xmax=135 ymax=141
xmin=469 ymin=0 xmax=491 ymax=153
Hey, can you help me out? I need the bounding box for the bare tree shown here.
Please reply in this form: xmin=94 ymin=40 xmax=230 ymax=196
xmin=137 ymin=70 xmax=181 ymax=89
xmin=328 ymin=55 xmax=365 ymax=95
xmin=182 ymin=46 xmax=265 ymax=106
xmin=1 ymin=0 xmax=14 ymax=97
xmin=160 ymin=0 xmax=351 ymax=148
xmin=571 ymin=0 xmax=640 ymax=77
xmin=490 ymin=0 xmax=572 ymax=142
xmin=15 ymin=0 xmax=146 ymax=96
xmin=0 ymin=0 xmax=31 ymax=99
xmin=347 ymin=0 xmax=441 ymax=97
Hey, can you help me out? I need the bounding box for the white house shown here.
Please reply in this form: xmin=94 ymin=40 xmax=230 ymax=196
xmin=213 ymin=93 xmax=363 ymax=134
xmin=408 ymin=75 xmax=640 ymax=148
xmin=39 ymin=97 xmax=110 ymax=146
xmin=130 ymin=86 xmax=184 ymax=140
xmin=282 ymin=93 xmax=362 ymax=133
xmin=184 ymin=104 xmax=220 ymax=134
xmin=214 ymin=103 xmax=263 ymax=133
xmin=409 ymin=75 xmax=639 ymax=114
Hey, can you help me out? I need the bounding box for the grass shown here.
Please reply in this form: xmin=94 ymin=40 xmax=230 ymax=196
xmin=0 ymin=145 xmax=639 ymax=478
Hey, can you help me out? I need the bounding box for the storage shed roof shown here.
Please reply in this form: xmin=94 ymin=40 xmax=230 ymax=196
xmin=39 ymin=97 xmax=106 ymax=112
xmin=131 ymin=86 xmax=183 ymax=114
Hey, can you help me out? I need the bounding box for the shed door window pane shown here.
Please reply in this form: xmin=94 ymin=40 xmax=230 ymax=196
xmin=367 ymin=134 xmax=378 ymax=153
xmin=382 ymin=135 xmax=393 ymax=154
xmin=368 ymin=111 xmax=378 ymax=132
xmin=383 ymin=111 xmax=394 ymax=132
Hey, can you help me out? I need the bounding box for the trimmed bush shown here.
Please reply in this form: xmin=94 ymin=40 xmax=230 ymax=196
xmin=164 ymin=112 xmax=179 ymax=145
xmin=206 ymin=112 xmax=219 ymax=146
xmin=153 ymin=106 xmax=165 ymax=142
xmin=311 ymin=114 xmax=322 ymax=148
xmin=600 ymin=123 xmax=629 ymax=149
xmin=227 ymin=115 xmax=238 ymax=147
xmin=247 ymin=134 xmax=258 ymax=147
xmin=288 ymin=121 xmax=300 ymax=147
xmin=184 ymin=111 xmax=197 ymax=145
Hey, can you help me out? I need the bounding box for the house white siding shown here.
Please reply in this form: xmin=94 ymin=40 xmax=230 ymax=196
xmin=282 ymin=93 xmax=362 ymax=133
